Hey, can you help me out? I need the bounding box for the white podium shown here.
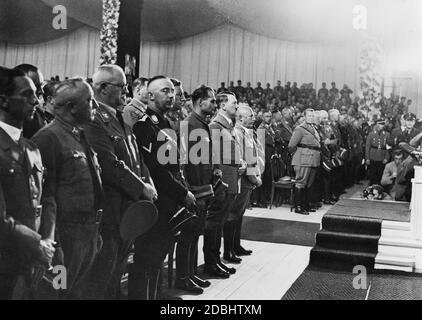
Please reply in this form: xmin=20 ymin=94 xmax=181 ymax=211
xmin=376 ymin=165 xmax=422 ymax=272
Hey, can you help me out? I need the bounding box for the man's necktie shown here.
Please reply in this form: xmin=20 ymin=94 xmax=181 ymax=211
xmin=116 ymin=111 xmax=126 ymax=134
xmin=80 ymin=130 xmax=103 ymax=210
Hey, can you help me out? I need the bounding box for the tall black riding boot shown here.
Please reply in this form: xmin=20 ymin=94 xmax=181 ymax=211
xmin=303 ymin=188 xmax=316 ymax=212
xmin=233 ymin=217 xmax=252 ymax=256
xmin=294 ymin=187 xmax=309 ymax=215
xmin=148 ymin=269 xmax=160 ymax=300
xmin=128 ymin=266 xmax=150 ymax=300
xmin=223 ymin=221 xmax=241 ymax=263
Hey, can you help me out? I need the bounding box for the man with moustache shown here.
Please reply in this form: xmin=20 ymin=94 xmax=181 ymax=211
xmin=224 ymin=105 xmax=262 ymax=261
xmin=131 ymin=76 xmax=196 ymax=300
xmin=177 ymin=86 xmax=218 ymax=293
xmin=82 ymin=65 xmax=157 ymax=300
xmin=0 ymin=67 xmax=55 ymax=299
xmin=204 ymin=91 xmax=244 ymax=278
xmin=122 ymin=77 xmax=149 ymax=129
xmin=166 ymin=78 xmax=187 ymax=132
xmin=32 ymin=78 xmax=104 ymax=299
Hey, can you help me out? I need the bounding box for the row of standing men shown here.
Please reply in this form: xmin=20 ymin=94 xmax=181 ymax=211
xmin=0 ymin=64 xmax=264 ymax=300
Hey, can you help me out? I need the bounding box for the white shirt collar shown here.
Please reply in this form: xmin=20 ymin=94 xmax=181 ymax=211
xmin=220 ymin=113 xmax=233 ymax=127
xmin=0 ymin=121 xmax=22 ymax=143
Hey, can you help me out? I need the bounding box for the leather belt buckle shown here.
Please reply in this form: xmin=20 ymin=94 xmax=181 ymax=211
xmin=95 ymin=209 xmax=103 ymax=224
xmin=35 ymin=205 xmax=42 ymax=218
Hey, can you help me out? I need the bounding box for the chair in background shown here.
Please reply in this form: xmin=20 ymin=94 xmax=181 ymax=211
xmin=269 ymin=154 xmax=295 ymax=210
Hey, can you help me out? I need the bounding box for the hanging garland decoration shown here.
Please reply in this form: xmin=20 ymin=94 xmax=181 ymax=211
xmin=359 ymin=35 xmax=384 ymax=96
xmin=99 ymin=0 xmax=121 ymax=65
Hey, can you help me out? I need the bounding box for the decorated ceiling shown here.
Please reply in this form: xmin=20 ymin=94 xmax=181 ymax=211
xmin=0 ymin=0 xmax=420 ymax=45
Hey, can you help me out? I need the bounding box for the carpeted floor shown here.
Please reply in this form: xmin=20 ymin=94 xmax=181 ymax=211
xmin=282 ymin=266 xmax=370 ymax=300
xmin=325 ymin=199 xmax=410 ymax=222
xmin=283 ymin=268 xmax=422 ymax=300
xmin=368 ymin=271 xmax=422 ymax=300
xmin=241 ymin=216 xmax=320 ymax=247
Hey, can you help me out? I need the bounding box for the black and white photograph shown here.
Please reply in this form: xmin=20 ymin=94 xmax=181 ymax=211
xmin=0 ymin=0 xmax=422 ymax=304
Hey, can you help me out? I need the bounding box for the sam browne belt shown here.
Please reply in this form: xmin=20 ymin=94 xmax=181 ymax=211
xmin=298 ymin=144 xmax=321 ymax=152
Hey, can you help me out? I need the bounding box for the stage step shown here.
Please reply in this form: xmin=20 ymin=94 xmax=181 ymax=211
xmin=379 ymin=236 xmax=422 ymax=249
xmin=310 ymin=246 xmax=376 ymax=271
xmin=374 ymin=264 xmax=414 ymax=273
xmin=375 ymin=252 xmax=415 ymax=272
xmin=315 ymin=230 xmax=379 ymax=254
xmin=322 ymin=214 xmax=381 ymax=236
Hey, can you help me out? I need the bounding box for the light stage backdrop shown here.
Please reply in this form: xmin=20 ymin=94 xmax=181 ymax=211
xmin=0 ymin=24 xmax=420 ymax=115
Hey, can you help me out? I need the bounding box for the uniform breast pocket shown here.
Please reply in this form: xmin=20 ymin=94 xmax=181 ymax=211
xmin=61 ymin=150 xmax=90 ymax=181
xmin=109 ymin=135 xmax=126 ymax=154
xmin=300 ymin=149 xmax=315 ymax=165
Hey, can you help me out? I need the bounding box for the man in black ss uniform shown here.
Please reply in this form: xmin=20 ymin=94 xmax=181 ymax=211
xmin=132 ymin=76 xmax=196 ymax=300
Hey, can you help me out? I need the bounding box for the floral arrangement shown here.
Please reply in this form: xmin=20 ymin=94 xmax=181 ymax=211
xmin=359 ymin=36 xmax=384 ymax=96
xmin=99 ymin=0 xmax=121 ymax=65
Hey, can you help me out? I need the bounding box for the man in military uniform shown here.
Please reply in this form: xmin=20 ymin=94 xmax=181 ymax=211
xmin=235 ymin=80 xmax=245 ymax=99
xmin=0 ymin=67 xmax=55 ymax=299
xmin=166 ymin=78 xmax=187 ymax=132
xmin=82 ymin=65 xmax=157 ymax=300
xmin=228 ymin=81 xmax=235 ymax=93
xmin=365 ymin=119 xmax=391 ymax=186
xmin=388 ymin=113 xmax=420 ymax=150
xmin=273 ymin=81 xmax=284 ymax=101
xmin=217 ymin=82 xmax=226 ymax=94
xmin=32 ymin=78 xmax=104 ymax=299
xmin=132 ymin=76 xmax=196 ymax=300
xmin=224 ymin=105 xmax=262 ymax=261
xmin=329 ymin=82 xmax=339 ymax=101
xmin=288 ymin=109 xmax=321 ymax=215
xmin=171 ymin=79 xmax=205 ymax=294
xmin=318 ymin=82 xmax=329 ymax=101
xmin=122 ymin=77 xmax=149 ymax=129
xmin=244 ymin=82 xmax=254 ymax=103
xmin=257 ymin=111 xmax=275 ymax=206
xmin=263 ymin=83 xmax=273 ymax=101
xmin=180 ymin=86 xmax=217 ymax=292
xmin=15 ymin=64 xmax=49 ymax=139
xmin=254 ymin=82 xmax=264 ymax=100
xmin=273 ymin=109 xmax=294 ymax=177
xmin=205 ymin=91 xmax=244 ymax=278
xmin=328 ymin=109 xmax=343 ymax=199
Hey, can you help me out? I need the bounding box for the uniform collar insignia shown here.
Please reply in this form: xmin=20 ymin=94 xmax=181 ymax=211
xmin=72 ymin=127 xmax=80 ymax=135
xmin=151 ymin=115 xmax=159 ymax=124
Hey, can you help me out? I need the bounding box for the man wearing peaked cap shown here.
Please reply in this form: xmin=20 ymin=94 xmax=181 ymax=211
xmin=365 ymin=118 xmax=390 ymax=186
xmin=388 ymin=113 xmax=420 ymax=151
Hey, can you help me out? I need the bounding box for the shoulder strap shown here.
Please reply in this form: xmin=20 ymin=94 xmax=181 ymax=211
xmin=299 ymin=124 xmax=321 ymax=144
